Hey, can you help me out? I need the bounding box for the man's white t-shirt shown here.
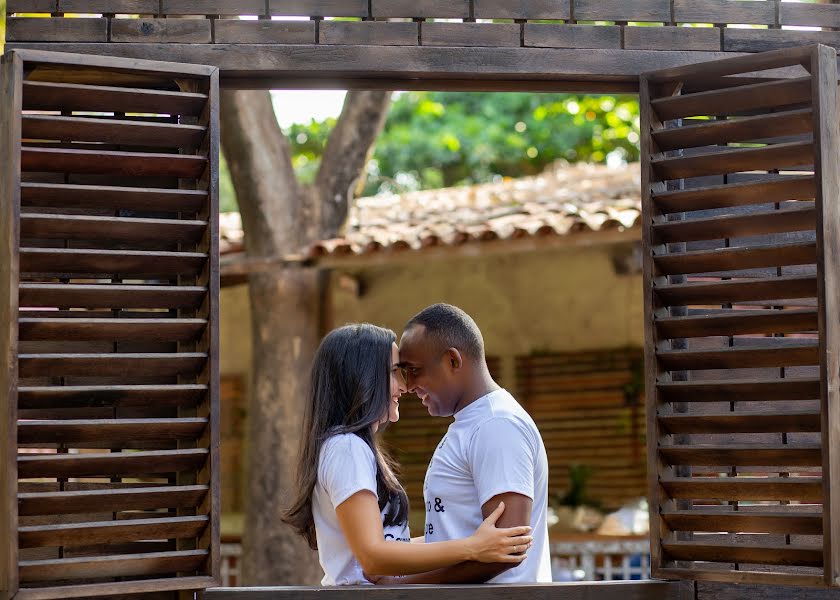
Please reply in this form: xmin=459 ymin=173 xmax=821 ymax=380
xmin=313 ymin=433 xmax=410 ymax=585
xmin=423 ymin=388 xmax=551 ymax=583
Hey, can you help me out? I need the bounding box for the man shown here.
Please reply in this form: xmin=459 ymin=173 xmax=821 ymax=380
xmin=392 ymin=303 xmax=551 ymax=584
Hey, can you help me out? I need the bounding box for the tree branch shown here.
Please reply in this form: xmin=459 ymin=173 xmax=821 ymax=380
xmin=220 ymin=89 xmax=306 ymax=256
xmin=315 ymin=90 xmax=392 ymax=238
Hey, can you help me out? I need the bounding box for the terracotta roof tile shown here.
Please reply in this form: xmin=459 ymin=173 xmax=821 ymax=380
xmin=219 ymin=162 xmax=641 ymax=259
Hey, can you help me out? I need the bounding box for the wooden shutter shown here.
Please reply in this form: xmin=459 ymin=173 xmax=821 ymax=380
xmin=641 ymin=44 xmax=840 ymax=587
xmin=516 ymin=349 xmax=647 ymax=511
xmin=0 ymin=50 xmax=220 ymax=599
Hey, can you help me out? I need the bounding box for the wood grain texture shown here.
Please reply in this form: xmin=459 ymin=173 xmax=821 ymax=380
xmin=474 ymin=0 xmax=570 ymax=20
xmin=111 ymin=19 xmax=211 ymax=44
xmin=525 ymin=24 xmax=621 ymax=50
xmin=320 ymin=22 xmax=416 ymax=47
xmin=215 ymin=20 xmax=315 ymax=45
xmin=421 ymin=23 xmax=520 ymax=48
xmin=6 ymin=18 xmax=107 ymax=43
xmin=624 ymin=26 xmax=720 ymax=52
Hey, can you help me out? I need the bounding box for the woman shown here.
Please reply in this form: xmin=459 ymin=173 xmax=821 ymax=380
xmin=283 ymin=323 xmax=532 ymax=585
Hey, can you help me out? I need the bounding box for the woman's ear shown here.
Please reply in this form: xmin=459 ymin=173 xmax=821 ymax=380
xmin=447 ymin=348 xmax=463 ymax=371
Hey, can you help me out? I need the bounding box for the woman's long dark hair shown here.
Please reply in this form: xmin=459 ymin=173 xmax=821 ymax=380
xmin=283 ymin=323 xmax=409 ymax=550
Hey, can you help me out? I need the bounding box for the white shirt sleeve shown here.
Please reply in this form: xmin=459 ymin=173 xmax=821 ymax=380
xmin=318 ymin=434 xmax=379 ymax=509
xmin=468 ymin=417 xmax=537 ymax=507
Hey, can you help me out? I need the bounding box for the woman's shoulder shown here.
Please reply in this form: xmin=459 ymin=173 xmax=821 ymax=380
xmin=321 ymin=432 xmax=374 ymax=460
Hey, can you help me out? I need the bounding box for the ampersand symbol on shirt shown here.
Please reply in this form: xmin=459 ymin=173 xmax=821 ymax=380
xmin=434 ymin=497 xmax=445 ymax=513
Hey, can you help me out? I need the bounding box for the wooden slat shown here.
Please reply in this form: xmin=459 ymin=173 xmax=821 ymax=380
xmin=19 ymin=514 xmax=208 ymax=549
xmin=272 ymin=0 xmax=369 ymax=17
xmin=18 ymin=418 xmax=208 ymax=444
xmin=661 ymin=509 xmax=822 ymax=535
xmin=673 ymin=0 xmax=776 ymax=25
xmin=22 ymin=81 xmax=207 ymax=116
xmin=18 ymin=352 xmax=207 ymax=378
xmin=652 ymin=205 xmax=815 ymax=244
xmin=657 ymin=343 xmax=819 ymax=370
xmin=656 ymin=308 xmax=817 ymax=338
xmin=17 ymin=448 xmax=208 ymax=478
xmin=19 ymin=248 xmax=206 ymax=276
xmin=574 ymin=0 xmax=670 ymax=22
xmin=653 ymin=241 xmax=816 ymax=275
xmin=18 ymin=484 xmax=207 ymax=516
xmin=662 ymin=540 xmax=822 ymax=567
xmin=659 ymin=445 xmax=822 ymax=467
xmin=659 ymin=411 xmax=821 ymax=434
xmin=19 ymin=549 xmax=207 ymax=583
xmin=19 ymin=317 xmax=206 ymax=342
xmin=652 ymin=176 xmax=815 ymax=214
xmin=163 ymin=0 xmax=266 ymax=15
xmin=19 ymin=283 xmax=206 ymax=310
xmin=14 ymin=576 xmax=217 ymax=600
xmin=370 ymin=0 xmax=468 ymax=18
xmin=58 ymin=0 xmax=160 ymax=12
xmin=651 ymin=141 xmax=813 ymax=180
xmin=655 ymin=275 xmax=817 ymax=306
xmin=652 ymin=109 xmax=812 ymax=151
xmin=658 ymin=378 xmax=820 ymax=403
xmin=473 ymin=0 xmax=570 ymax=20
xmin=21 ymin=115 xmax=205 ymax=149
xmin=20 ymin=213 xmax=206 ymax=244
xmin=651 ymin=77 xmax=811 ymax=121
xmin=17 ymin=384 xmax=207 ymax=409
xmin=21 ymin=147 xmax=206 ymax=178
xmin=660 ymin=476 xmax=823 ymax=502
xmin=20 ymin=182 xmax=207 ymax=213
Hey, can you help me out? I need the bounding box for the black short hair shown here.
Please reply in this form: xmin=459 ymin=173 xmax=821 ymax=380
xmin=405 ymin=303 xmax=485 ymax=360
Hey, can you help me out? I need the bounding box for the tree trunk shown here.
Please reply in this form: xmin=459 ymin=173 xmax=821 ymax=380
xmin=220 ymin=88 xmax=390 ymax=584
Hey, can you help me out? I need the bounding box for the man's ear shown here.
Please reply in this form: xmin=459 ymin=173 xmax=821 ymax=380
xmin=446 ymin=348 xmax=463 ymax=371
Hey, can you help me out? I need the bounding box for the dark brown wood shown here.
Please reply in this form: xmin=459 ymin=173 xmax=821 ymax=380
xmin=18 ymin=515 xmax=208 ymax=548
xmin=19 ymin=283 xmax=206 ymax=309
xmin=651 ymin=77 xmax=811 ymax=121
xmin=658 ymin=377 xmax=821 ymax=403
xmin=575 ymin=0 xmax=670 ymax=22
xmin=20 ymin=182 xmax=207 ymax=213
xmin=662 ymin=509 xmax=823 ymax=535
xmin=17 ymin=384 xmax=207 ymax=409
xmin=653 ymin=241 xmax=817 ymax=276
xmin=14 ymin=576 xmax=216 ymax=600
xmin=23 ymin=81 xmax=207 ymax=115
xmin=216 ymin=20 xmax=316 ymax=45
xmin=781 ymin=3 xmax=840 ymax=28
xmin=204 ymin=581 xmax=692 ymax=600
xmin=18 ymin=484 xmax=208 ymax=516
xmin=655 ymin=275 xmax=818 ymax=306
xmin=270 ymin=0 xmax=368 ymax=17
xmin=724 ymin=29 xmax=840 ymax=54
xmin=662 ymin=541 xmax=823 ymax=567
xmin=59 ymin=0 xmax=160 ymax=12
xmin=653 ymin=109 xmax=813 ymax=151
xmin=371 ymin=0 xmax=468 ymax=18
xmin=6 ymin=18 xmax=107 ymax=43
xmin=17 ymin=448 xmax=208 ymax=478
xmin=18 ymin=352 xmax=207 ymax=378
xmin=474 ymin=0 xmax=570 ymax=20
xmin=657 ymin=343 xmax=819 ymax=370
xmin=21 ymin=147 xmax=207 ymax=178
xmin=653 ymin=176 xmax=815 ymax=214
xmin=20 ymin=214 xmax=206 ymax=244
xmin=673 ymin=0 xmax=776 ymax=25
xmin=652 ymin=205 xmax=815 ymax=244
xmin=19 ymin=248 xmax=207 ymax=277
xmin=656 ymin=308 xmax=818 ymax=338
xmin=110 ymin=19 xmax=212 ymax=44
xmin=524 ymin=24 xmax=621 ymax=50
xmin=659 ymin=411 xmax=822 ymax=434
xmin=421 ymin=23 xmax=520 ymax=48
xmin=667 ymin=569 xmax=824 ymax=587
xmin=0 ymin=50 xmax=22 ymax=600
xmin=651 ymin=141 xmax=814 ymax=181
xmin=812 ymin=43 xmax=840 ymax=588
xmin=18 ymin=418 xmax=208 ymax=444
xmin=659 ymin=445 xmax=823 ymax=467
xmin=624 ymin=26 xmax=720 ymax=52
xmin=163 ymin=0 xmax=266 ymax=14
xmin=21 ymin=114 xmax=206 ymax=149
xmin=19 ymin=549 xmax=208 ymax=582
xmin=319 ymin=22 xmax=416 ymax=47
xmin=18 ymin=318 xmax=206 ymax=342
xmin=660 ymin=476 xmax=823 ymax=502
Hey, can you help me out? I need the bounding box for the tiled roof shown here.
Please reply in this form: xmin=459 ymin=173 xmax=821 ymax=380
xmin=219 ymin=162 xmax=641 ymax=259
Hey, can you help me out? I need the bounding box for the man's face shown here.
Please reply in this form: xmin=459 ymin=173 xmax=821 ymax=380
xmin=398 ymin=325 xmax=460 ymax=417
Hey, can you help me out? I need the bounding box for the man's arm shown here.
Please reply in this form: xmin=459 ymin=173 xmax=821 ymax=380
xmin=377 ymin=492 xmax=533 ymax=584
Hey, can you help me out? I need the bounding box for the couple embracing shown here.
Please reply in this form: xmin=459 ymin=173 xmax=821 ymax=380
xmin=283 ymin=303 xmax=551 ymax=585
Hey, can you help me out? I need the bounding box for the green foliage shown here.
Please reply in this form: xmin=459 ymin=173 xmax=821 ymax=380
xmin=284 ymin=92 xmax=640 ymax=197
xmin=554 ymin=464 xmax=598 ymax=509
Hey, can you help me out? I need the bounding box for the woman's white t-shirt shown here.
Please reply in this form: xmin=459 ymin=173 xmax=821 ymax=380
xmin=313 ymin=433 xmax=411 ymax=585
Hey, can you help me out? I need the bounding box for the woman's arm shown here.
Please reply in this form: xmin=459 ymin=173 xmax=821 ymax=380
xmin=335 ymin=492 xmax=531 ymax=577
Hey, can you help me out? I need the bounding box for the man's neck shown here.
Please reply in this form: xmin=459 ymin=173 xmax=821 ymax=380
xmin=453 ymin=371 xmax=500 ymax=415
